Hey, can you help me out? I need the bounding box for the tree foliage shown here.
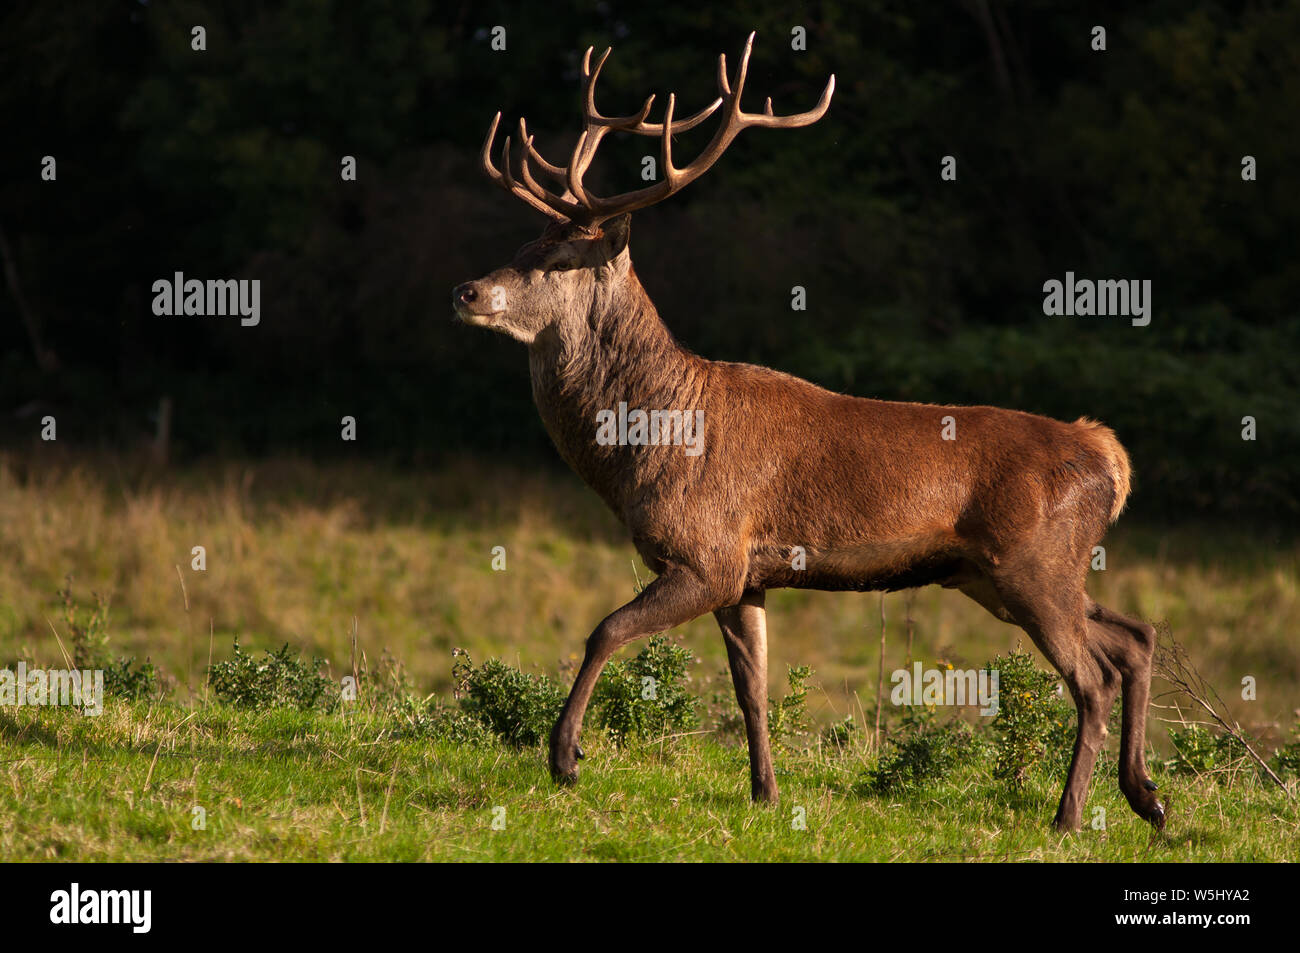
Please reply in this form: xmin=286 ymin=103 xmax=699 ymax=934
xmin=1 ymin=1 xmax=1295 ymax=515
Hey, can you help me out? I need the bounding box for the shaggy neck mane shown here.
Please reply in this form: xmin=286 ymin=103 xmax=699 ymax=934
xmin=527 ymin=263 xmax=707 ymax=512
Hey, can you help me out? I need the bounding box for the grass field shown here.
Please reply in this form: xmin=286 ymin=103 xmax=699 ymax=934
xmin=0 ymin=451 xmax=1297 ymax=861
xmin=1 ymin=701 xmax=1294 ymax=862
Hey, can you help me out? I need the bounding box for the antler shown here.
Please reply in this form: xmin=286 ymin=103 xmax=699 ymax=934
xmin=480 ymin=32 xmax=835 ymax=228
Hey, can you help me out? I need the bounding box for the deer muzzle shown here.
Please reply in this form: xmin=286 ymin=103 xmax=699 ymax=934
xmin=452 ymin=281 xmax=494 ymax=324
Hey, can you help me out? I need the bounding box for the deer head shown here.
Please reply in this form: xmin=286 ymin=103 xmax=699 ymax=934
xmin=451 ymin=33 xmax=835 ymax=344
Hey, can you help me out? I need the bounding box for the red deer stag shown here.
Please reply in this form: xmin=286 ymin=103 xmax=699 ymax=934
xmin=452 ymin=33 xmax=1163 ymax=831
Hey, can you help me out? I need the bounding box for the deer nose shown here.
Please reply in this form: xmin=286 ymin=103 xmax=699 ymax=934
xmin=453 ymin=282 xmax=477 ymax=306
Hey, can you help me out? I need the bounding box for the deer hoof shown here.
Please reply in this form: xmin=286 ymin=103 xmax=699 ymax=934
xmin=549 ymin=757 xmax=580 ymax=786
xmin=548 ymin=732 xmax=582 ymax=785
xmin=1052 ymin=816 xmax=1082 ymax=834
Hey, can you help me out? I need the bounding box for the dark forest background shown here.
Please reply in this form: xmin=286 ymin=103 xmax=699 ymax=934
xmin=1 ymin=0 xmax=1297 ymax=520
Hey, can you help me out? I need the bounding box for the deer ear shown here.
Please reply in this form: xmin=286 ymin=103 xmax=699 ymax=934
xmin=600 ymin=214 xmax=631 ymax=258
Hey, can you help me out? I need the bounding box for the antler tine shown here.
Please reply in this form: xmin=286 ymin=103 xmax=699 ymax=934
xmin=517 ymin=137 xmax=589 ymax=220
xmin=737 ymin=73 xmax=836 ymax=129
xmin=479 ymin=111 xmax=505 ymax=185
xmin=637 ymin=95 xmax=722 ymax=135
xmin=518 ymin=118 xmax=569 ymax=183
xmin=715 ymin=31 xmax=836 ymax=130
xmin=582 ymin=46 xmax=643 ymax=129
xmin=716 ymin=51 xmax=732 ymax=97
xmin=728 ymin=31 xmax=756 ymax=115
xmin=481 ymin=113 xmax=573 ymax=221
xmin=660 ymin=94 xmax=679 ymax=188
xmin=566 ymin=129 xmax=594 ymax=207
xmin=582 ymin=46 xmax=609 ymax=83
xmin=582 ymin=45 xmax=721 ymax=135
xmin=498 ymin=134 xmax=517 ymax=193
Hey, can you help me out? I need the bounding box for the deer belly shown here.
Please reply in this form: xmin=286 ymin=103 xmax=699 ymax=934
xmin=750 ymin=537 xmax=967 ymax=593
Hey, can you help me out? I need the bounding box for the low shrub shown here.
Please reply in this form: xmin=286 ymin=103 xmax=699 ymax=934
xmin=61 ymin=581 xmax=162 ymax=701
xmin=591 ymin=635 xmax=698 ymax=746
xmin=208 ymin=638 xmax=336 ymax=711
xmin=769 ymin=665 xmax=813 ymax=751
xmin=988 ymin=650 xmax=1075 ymax=788
xmin=451 ymin=649 xmax=565 ymax=747
xmin=861 ymin=706 xmax=985 ymax=794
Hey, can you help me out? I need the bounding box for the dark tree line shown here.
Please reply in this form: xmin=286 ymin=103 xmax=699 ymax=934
xmin=1 ymin=0 xmax=1297 ymax=518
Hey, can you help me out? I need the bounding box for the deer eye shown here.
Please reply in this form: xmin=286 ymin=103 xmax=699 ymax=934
xmin=549 ymin=258 xmax=578 ymax=272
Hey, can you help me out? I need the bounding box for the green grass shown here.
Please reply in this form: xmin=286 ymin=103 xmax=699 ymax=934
xmin=1 ymin=700 xmax=1293 ymax=862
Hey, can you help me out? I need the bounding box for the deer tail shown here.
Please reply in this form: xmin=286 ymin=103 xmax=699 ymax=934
xmin=1074 ymin=417 xmax=1133 ymax=524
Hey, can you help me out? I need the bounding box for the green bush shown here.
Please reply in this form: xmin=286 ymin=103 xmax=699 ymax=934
xmin=208 ymin=639 xmax=336 ymax=711
xmin=451 ymin=649 xmax=565 ymax=748
xmin=390 ymin=694 xmax=495 ymax=745
xmin=701 ymin=667 xmax=747 ymax=740
xmin=988 ymin=651 xmax=1076 ymax=788
xmin=769 ymin=665 xmax=813 ymax=751
xmin=1271 ymin=717 xmax=1300 ymax=781
xmin=591 ymin=636 xmax=698 ymax=746
xmin=821 ymin=714 xmax=858 ymax=749
xmin=861 ymin=706 xmax=986 ymax=794
xmin=1165 ymin=723 xmax=1257 ymax=778
xmin=61 ymin=582 xmax=161 ymax=701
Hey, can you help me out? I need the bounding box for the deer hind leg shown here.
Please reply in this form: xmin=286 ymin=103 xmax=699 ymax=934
xmin=955 ymin=572 xmax=1018 ymax=624
xmin=1087 ymin=600 xmax=1164 ymax=828
xmin=987 ymin=572 xmax=1121 ymax=832
xmin=714 ymin=590 xmax=778 ymax=803
xmin=550 ymin=562 xmax=729 ymax=787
